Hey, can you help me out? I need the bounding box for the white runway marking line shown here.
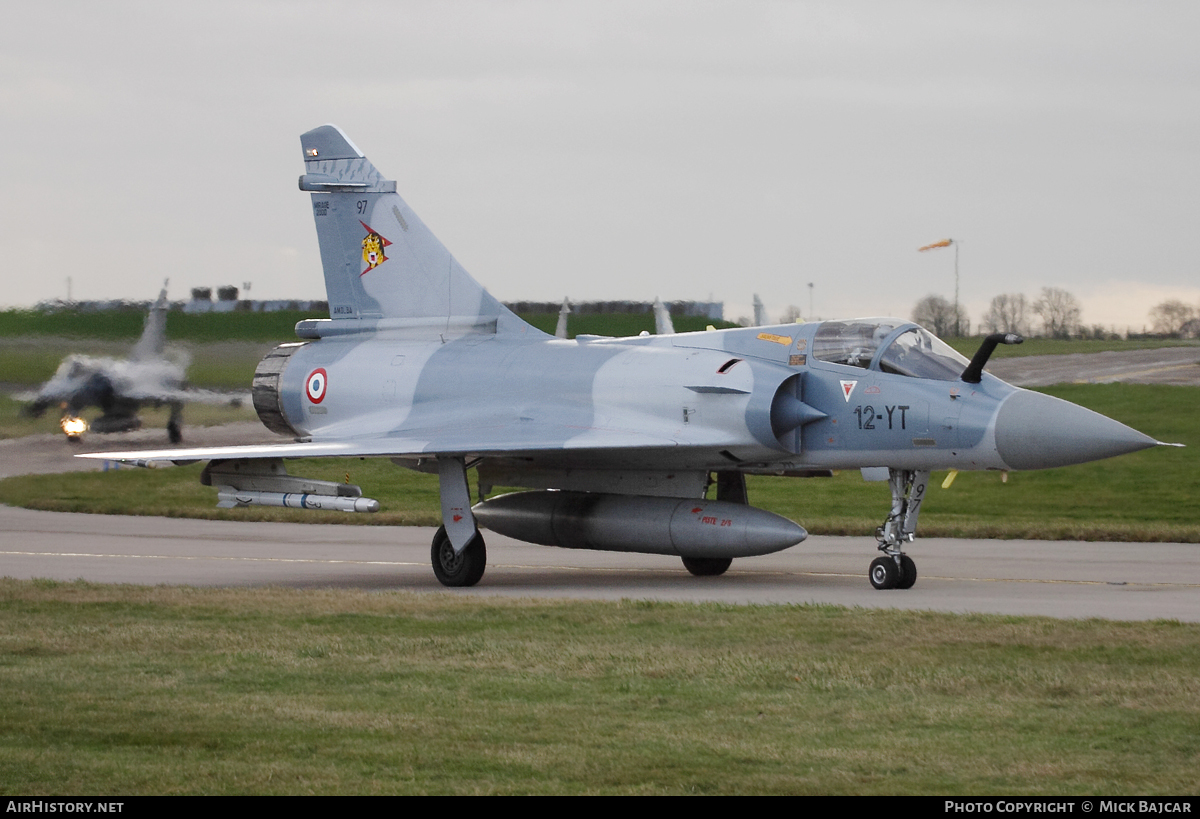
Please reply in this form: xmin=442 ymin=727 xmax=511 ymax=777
xmin=924 ymin=575 xmax=1200 ymax=588
xmin=724 ymin=569 xmax=1200 ymax=588
xmin=0 ymin=550 xmax=421 ymax=567
xmin=3 ymin=551 xmax=1199 ymax=588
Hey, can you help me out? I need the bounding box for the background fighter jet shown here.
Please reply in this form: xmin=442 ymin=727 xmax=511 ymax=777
xmin=83 ymin=125 xmax=1175 ymax=589
xmin=23 ymin=285 xmax=233 ymax=443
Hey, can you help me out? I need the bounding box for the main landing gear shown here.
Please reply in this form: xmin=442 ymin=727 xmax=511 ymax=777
xmin=681 ymin=556 xmax=733 ymax=576
xmin=167 ymin=401 xmax=183 ymax=444
xmin=869 ymin=468 xmax=928 ymax=590
xmin=431 ymin=525 xmax=487 ymax=587
xmin=431 ymin=456 xmax=488 ymax=588
xmin=678 ymin=471 xmax=743 ymax=577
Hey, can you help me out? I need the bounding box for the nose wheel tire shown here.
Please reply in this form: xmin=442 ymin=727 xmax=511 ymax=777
xmin=431 ymin=525 xmax=487 ymax=587
xmin=869 ymin=555 xmax=917 ymax=590
xmin=681 ymin=556 xmax=733 ymax=577
xmin=869 ymin=556 xmax=899 ymax=590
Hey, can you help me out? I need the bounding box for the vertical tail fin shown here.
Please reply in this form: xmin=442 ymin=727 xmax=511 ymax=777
xmin=298 ymin=125 xmax=534 ymax=335
xmin=130 ymin=282 xmax=169 ymax=361
xmin=555 ymin=297 xmax=571 ymax=338
xmin=653 ymin=297 xmax=675 ymax=335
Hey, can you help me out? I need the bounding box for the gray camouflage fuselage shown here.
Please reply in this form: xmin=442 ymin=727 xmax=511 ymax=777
xmin=263 ymin=316 xmax=1149 ymax=479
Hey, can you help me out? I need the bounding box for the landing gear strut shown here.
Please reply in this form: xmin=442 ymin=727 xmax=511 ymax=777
xmin=870 ymin=469 xmax=928 ymax=590
xmin=431 ymin=456 xmax=487 ymax=587
xmin=167 ymin=401 xmax=183 ymax=444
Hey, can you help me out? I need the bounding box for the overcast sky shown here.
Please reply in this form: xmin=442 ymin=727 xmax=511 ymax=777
xmin=3 ymin=1 xmax=1197 ymax=330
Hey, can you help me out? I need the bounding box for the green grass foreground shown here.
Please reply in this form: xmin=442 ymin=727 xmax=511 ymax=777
xmin=1 ymin=579 xmax=1198 ymax=795
xmin=1 ymin=383 xmax=1195 ymax=541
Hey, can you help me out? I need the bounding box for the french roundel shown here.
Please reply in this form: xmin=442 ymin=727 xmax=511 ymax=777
xmin=306 ymin=368 xmax=328 ymax=404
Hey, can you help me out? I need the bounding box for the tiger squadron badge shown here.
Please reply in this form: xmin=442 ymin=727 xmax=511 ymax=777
xmin=360 ymin=221 xmax=391 ymax=275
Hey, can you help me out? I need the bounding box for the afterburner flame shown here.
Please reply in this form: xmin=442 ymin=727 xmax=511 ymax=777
xmin=60 ymin=416 xmax=88 ymax=436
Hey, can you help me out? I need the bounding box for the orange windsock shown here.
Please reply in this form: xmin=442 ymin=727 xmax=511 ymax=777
xmin=918 ymin=239 xmax=953 ymax=252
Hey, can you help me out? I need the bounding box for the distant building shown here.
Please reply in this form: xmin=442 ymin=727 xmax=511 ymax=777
xmin=184 ymin=286 xmax=324 ymax=314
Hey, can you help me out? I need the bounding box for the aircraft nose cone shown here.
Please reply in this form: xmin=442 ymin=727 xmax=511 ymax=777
xmin=994 ymin=389 xmax=1157 ymax=470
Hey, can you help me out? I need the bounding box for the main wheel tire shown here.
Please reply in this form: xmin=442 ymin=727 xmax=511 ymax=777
xmin=869 ymin=556 xmax=899 ymax=590
xmin=681 ymin=556 xmax=733 ymax=577
xmin=431 ymin=525 xmax=486 ymax=587
xmin=167 ymin=421 xmax=183 ymax=444
xmin=896 ymin=554 xmax=917 ymax=590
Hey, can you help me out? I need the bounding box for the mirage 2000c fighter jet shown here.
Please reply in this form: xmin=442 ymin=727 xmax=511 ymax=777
xmin=23 ymin=285 xmax=237 ymax=444
xmin=83 ymin=125 xmax=1174 ymax=590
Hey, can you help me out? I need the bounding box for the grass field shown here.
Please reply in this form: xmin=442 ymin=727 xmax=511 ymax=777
xmin=0 ymin=383 xmax=1194 ymax=541
xmin=0 ymin=308 xmax=319 ymax=344
xmin=1 ymin=579 xmax=1197 ymax=795
xmin=0 ymin=337 xmax=273 ymax=391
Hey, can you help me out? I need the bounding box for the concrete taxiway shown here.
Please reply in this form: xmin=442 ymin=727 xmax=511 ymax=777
xmin=2 ymin=505 xmax=1196 ymax=622
xmin=987 ymin=346 xmax=1200 ymax=387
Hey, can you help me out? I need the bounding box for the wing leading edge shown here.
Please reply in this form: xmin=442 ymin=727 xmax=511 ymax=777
xmin=76 ymin=421 xmax=691 ymax=466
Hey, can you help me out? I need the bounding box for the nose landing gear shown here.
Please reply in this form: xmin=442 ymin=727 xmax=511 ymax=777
xmin=870 ymin=469 xmax=928 ymax=590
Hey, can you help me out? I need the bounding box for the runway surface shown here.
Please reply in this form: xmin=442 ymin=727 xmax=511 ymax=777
xmin=987 ymin=346 xmax=1200 ymax=386
xmin=2 ymin=505 xmax=1197 ymax=622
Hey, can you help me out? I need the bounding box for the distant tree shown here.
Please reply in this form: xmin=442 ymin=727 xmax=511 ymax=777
xmin=1079 ymin=324 xmax=1118 ymax=340
xmin=779 ymin=305 xmax=803 ymax=324
xmin=1032 ymin=287 xmax=1081 ymax=339
xmin=1148 ymin=299 xmax=1198 ymax=336
xmin=982 ymin=293 xmax=1030 ymax=336
xmin=911 ymin=294 xmax=957 ymax=337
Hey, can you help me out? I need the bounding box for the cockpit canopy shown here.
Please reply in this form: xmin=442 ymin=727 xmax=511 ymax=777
xmin=811 ymin=318 xmax=969 ymax=381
